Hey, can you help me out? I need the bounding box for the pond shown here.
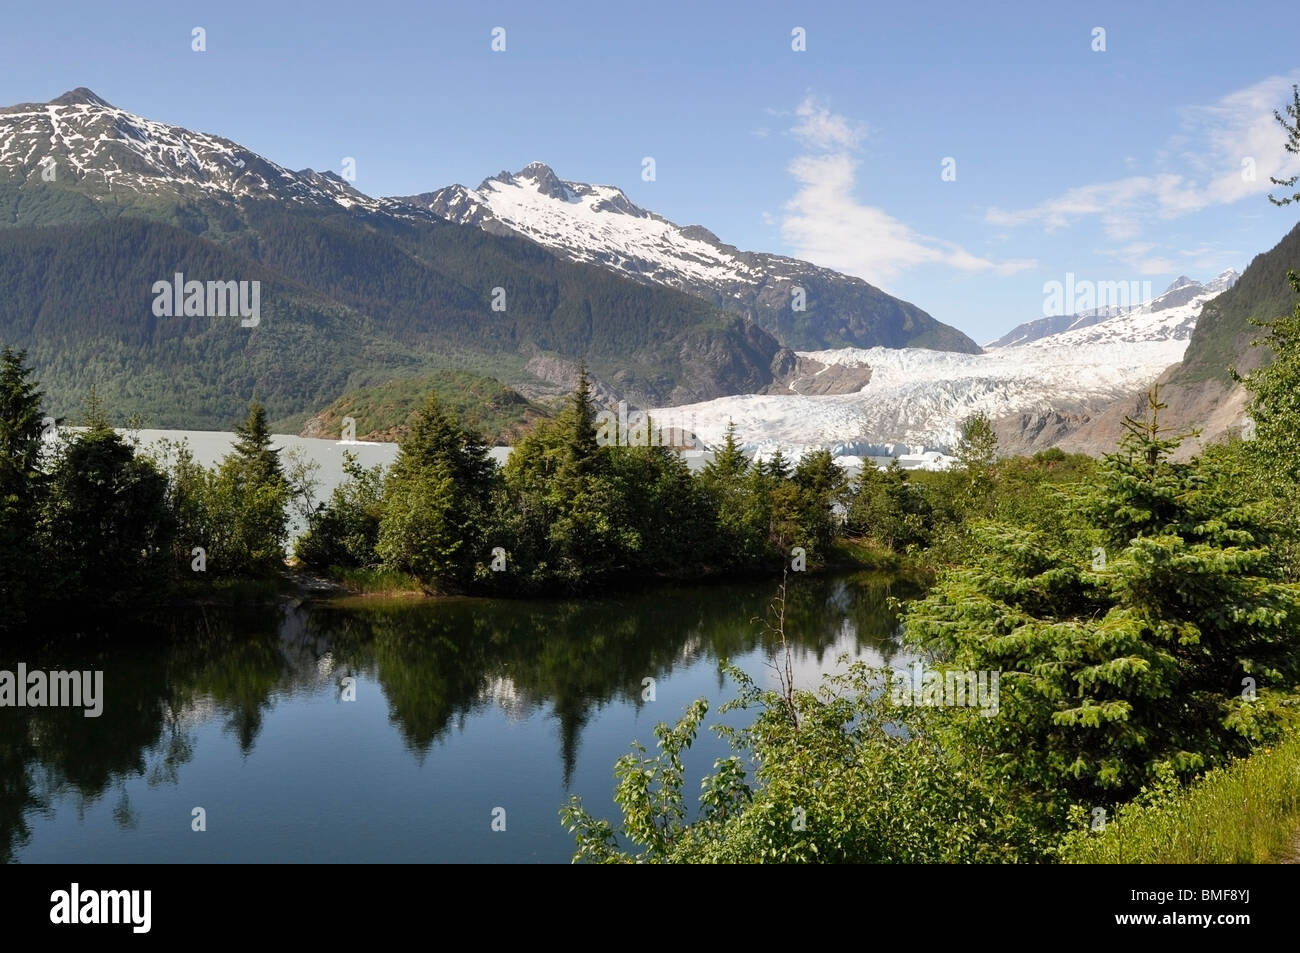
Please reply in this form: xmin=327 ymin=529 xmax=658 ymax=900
xmin=0 ymin=572 xmax=919 ymax=863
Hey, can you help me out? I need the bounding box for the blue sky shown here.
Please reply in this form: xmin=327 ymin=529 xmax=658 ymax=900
xmin=3 ymin=0 xmax=1299 ymax=343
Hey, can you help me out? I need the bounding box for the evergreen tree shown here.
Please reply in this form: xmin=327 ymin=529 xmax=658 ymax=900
xmin=1267 ymin=83 xmax=1300 ymax=206
xmin=701 ymin=420 xmax=749 ymax=484
xmin=792 ymin=449 xmax=849 ymax=556
xmin=561 ymin=364 xmax=600 ymax=477
xmin=79 ymin=384 xmax=111 ymax=431
xmin=1240 ymin=272 xmax=1300 ymax=486
xmin=954 ymin=410 xmax=998 ymax=510
xmin=696 ymin=420 xmax=760 ymax=568
xmin=230 ymin=402 xmax=284 ymax=486
xmin=0 ymin=347 xmax=48 ymax=624
xmin=763 ymin=448 xmax=791 ymax=481
xmin=194 ymin=401 xmax=292 ymax=576
xmin=906 ymin=389 xmax=1300 ymax=815
xmin=40 ymin=424 xmax=173 ymax=605
xmin=377 ymin=391 xmax=499 ymax=592
xmin=846 ymin=461 xmax=932 ymax=551
xmin=793 ymin=448 xmax=847 ymax=501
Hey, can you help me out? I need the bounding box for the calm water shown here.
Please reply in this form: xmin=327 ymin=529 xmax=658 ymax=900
xmin=1 ymin=573 xmax=918 ymax=863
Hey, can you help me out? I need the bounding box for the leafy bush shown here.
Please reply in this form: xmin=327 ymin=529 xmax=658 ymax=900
xmin=295 ymin=452 xmax=384 ymax=571
xmin=561 ymin=658 xmax=1049 ymax=863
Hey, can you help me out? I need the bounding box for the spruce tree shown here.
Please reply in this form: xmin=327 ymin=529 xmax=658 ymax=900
xmin=0 ymin=348 xmax=48 ymax=624
xmin=231 ymin=402 xmax=284 ymax=486
xmin=377 ymin=391 xmax=498 ymax=592
xmin=906 ymin=388 xmax=1300 ymax=813
xmin=701 ymin=420 xmax=749 ymax=484
xmin=763 ymin=448 xmax=791 ymax=481
xmin=40 ymin=426 xmax=173 ymax=604
xmin=562 ymin=364 xmax=599 ymax=476
xmin=1266 ymin=83 xmax=1300 ymax=206
xmin=204 ymin=401 xmax=291 ymax=575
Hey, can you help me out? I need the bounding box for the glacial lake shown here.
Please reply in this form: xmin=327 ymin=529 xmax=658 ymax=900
xmin=1 ymin=572 xmax=919 ymax=863
xmin=7 ymin=428 xmax=919 ymax=862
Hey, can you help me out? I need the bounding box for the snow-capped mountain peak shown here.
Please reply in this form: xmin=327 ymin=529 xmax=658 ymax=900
xmin=0 ymin=87 xmax=429 ymax=219
xmin=986 ymin=270 xmax=1239 ymax=349
xmin=1206 ymin=268 xmax=1241 ymax=294
xmin=399 ymin=161 xmax=981 ymax=353
xmin=0 ymin=90 xmax=978 ymax=355
xmin=502 ymin=161 xmax=578 ymax=201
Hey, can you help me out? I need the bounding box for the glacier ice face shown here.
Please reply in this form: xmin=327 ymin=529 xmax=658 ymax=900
xmin=653 ymin=278 xmax=1236 ymax=461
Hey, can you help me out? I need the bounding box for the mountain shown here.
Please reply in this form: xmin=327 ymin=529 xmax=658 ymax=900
xmin=398 ymin=162 xmax=980 ymax=354
xmin=656 ymin=272 xmax=1240 ymax=460
xmin=987 ymin=271 xmax=1239 ymax=349
xmin=0 ymin=87 xmax=413 ymax=217
xmin=1056 ymin=224 xmax=1300 ymax=458
xmin=0 ymin=89 xmax=790 ymax=428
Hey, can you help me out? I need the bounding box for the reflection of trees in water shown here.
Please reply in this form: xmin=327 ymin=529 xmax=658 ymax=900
xmin=298 ymin=573 xmax=916 ymax=781
xmin=0 ymin=623 xmax=201 ymax=862
xmin=0 ymin=572 xmax=917 ymax=860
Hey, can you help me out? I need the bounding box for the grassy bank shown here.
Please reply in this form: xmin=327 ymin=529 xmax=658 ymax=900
xmin=1059 ymin=730 xmax=1300 ymax=864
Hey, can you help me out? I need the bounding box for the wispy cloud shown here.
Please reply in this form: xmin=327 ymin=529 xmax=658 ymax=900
xmin=1096 ymin=241 xmax=1178 ymax=275
xmin=986 ymin=74 xmax=1300 ymax=238
xmin=780 ymin=96 xmax=1035 ymax=285
xmin=790 ymin=98 xmax=867 ymax=150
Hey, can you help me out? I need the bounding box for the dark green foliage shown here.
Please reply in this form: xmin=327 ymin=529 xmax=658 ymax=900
xmin=1174 ymin=220 xmax=1300 ymax=385
xmin=295 ymin=452 xmax=385 ymax=571
xmin=376 ymin=393 xmax=499 ymax=593
xmin=791 ymin=449 xmax=849 ymax=555
xmin=0 ymin=348 xmax=47 ymax=623
xmin=230 ymin=403 xmax=284 ymax=486
xmin=499 ymin=378 xmax=630 ymax=592
xmin=905 ymin=390 xmax=1300 ymax=820
xmin=700 ymin=420 xmax=748 ymax=484
xmin=197 ymin=403 xmax=293 ymax=576
xmin=846 ymin=461 xmax=933 ymax=551
xmin=0 ymin=206 xmax=786 ymax=429
xmin=697 ymin=422 xmax=766 ymax=566
xmin=39 ymin=424 xmax=173 ymax=604
xmin=762 ymin=448 xmax=791 ymax=481
xmin=1240 ymin=272 xmax=1300 ymax=486
xmin=606 ymin=446 xmax=716 ymax=576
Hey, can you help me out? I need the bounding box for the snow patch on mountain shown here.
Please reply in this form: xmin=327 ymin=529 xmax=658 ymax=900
xmin=404 ymin=161 xmax=981 ymax=353
xmin=986 ymin=270 xmax=1239 ymax=348
xmin=424 ymin=165 xmax=761 ymax=291
xmin=0 ymin=88 xmax=427 ymax=219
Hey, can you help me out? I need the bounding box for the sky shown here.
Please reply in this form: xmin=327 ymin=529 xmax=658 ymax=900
xmin=3 ymin=0 xmax=1299 ymax=344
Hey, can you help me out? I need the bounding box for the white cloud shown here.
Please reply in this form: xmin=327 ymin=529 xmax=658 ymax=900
xmin=790 ymin=98 xmax=867 ymax=150
xmin=986 ymin=74 xmax=1300 ymax=235
xmin=780 ymin=97 xmax=1035 ymax=285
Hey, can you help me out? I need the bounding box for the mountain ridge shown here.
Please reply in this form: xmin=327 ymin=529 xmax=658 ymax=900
xmin=0 ymin=88 xmax=792 ymax=427
xmin=987 ymin=270 xmax=1240 ymax=349
xmin=398 ymin=161 xmax=981 ymax=354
